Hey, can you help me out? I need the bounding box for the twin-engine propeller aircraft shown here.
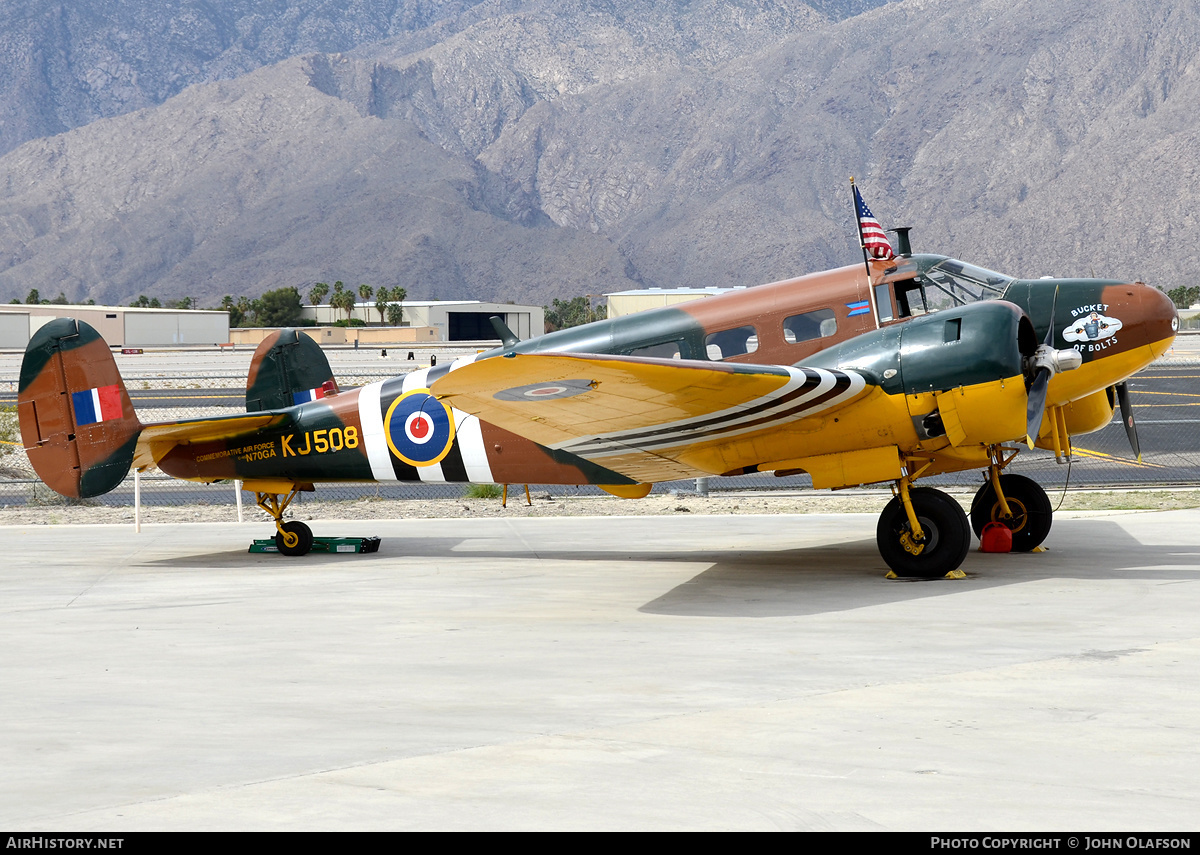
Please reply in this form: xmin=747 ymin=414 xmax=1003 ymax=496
xmin=17 ymin=229 xmax=1177 ymax=577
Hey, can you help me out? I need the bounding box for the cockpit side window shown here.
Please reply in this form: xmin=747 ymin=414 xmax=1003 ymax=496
xmin=874 ymin=283 xmax=895 ymax=322
xmin=893 ymin=278 xmax=928 ymax=318
xmin=914 ymin=257 xmax=1014 ymax=310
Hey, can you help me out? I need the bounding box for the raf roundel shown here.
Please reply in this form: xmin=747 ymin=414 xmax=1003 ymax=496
xmin=384 ymin=389 xmax=456 ymax=467
xmin=493 ymin=379 xmax=594 ymax=401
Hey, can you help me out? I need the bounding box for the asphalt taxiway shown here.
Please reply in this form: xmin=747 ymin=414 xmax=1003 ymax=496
xmin=2 ymin=510 xmax=1199 ymax=831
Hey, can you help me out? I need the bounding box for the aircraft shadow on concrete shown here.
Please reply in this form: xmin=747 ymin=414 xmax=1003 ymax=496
xmin=641 ymin=518 xmax=1200 ymax=617
xmin=143 ymin=517 xmax=1200 ymax=618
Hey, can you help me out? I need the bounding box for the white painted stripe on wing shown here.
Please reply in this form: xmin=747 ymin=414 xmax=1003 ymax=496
xmin=554 ymin=369 xmax=869 ymax=458
xmin=454 ymin=409 xmax=494 ymax=483
xmin=553 ymin=366 xmax=818 ymax=453
xmin=357 ymin=381 xmax=396 ymax=482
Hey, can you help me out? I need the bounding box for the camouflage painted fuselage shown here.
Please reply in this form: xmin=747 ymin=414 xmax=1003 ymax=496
xmin=154 ymin=254 xmax=1177 ymax=491
xmin=17 ymin=253 xmax=1179 ymax=499
xmin=156 ymin=364 xmax=640 ymax=489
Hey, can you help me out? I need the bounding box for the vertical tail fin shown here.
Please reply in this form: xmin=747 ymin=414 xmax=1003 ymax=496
xmin=18 ymin=318 xmax=142 ymax=498
xmin=246 ymin=328 xmax=338 ymax=411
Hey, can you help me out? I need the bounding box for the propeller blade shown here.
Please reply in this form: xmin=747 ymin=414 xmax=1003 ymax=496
xmin=1025 ymin=284 xmax=1060 ymax=446
xmin=1044 ymin=286 xmax=1059 ymax=346
xmin=1115 ymin=381 xmax=1142 ymax=462
xmin=1026 ymin=367 xmax=1050 ymax=447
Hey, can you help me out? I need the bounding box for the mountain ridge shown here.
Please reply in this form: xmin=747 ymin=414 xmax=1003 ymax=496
xmin=0 ymin=0 xmax=1195 ymax=307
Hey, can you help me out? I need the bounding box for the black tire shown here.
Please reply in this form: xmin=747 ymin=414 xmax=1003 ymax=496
xmin=877 ymin=487 xmax=972 ymax=579
xmin=275 ymin=520 xmax=314 ymax=557
xmin=970 ymin=474 xmax=1052 ymax=552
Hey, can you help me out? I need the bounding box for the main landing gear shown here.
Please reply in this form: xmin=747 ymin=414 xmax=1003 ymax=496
xmin=970 ymin=472 xmax=1052 ymax=552
xmin=876 ymin=447 xmax=1054 ymax=578
xmin=876 ymin=482 xmax=971 ymax=579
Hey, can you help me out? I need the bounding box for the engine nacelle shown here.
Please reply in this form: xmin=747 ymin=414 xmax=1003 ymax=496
xmin=805 ymin=301 xmax=1036 ymax=397
xmin=806 ymin=301 xmax=1038 ymax=449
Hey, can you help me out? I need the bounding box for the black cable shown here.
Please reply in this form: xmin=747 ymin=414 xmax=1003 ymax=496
xmin=1053 ymin=453 xmax=1073 ymax=512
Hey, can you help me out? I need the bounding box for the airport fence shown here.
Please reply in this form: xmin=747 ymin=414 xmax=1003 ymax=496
xmin=2 ymin=363 xmax=1199 ymax=514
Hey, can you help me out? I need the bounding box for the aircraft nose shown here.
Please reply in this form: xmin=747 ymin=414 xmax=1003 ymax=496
xmin=1134 ymin=281 xmax=1179 ymax=350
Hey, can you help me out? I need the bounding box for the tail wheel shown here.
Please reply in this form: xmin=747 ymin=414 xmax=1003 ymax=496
xmin=970 ymin=474 xmax=1052 ymax=552
xmin=877 ymin=487 xmax=971 ymax=579
xmin=275 ymin=520 xmax=314 ymax=557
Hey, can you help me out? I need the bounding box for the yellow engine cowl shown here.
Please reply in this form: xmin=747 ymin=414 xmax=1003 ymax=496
xmin=1034 ymin=387 xmax=1115 ymax=450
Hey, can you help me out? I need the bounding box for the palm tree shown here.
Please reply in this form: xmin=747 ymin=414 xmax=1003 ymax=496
xmin=388 ymin=287 xmax=406 ymax=326
xmin=308 ymin=282 xmax=329 ymax=306
xmin=331 ymin=288 xmax=356 ymax=323
xmin=374 ymin=289 xmax=389 ymax=326
xmin=330 ymin=281 xmax=345 ymax=325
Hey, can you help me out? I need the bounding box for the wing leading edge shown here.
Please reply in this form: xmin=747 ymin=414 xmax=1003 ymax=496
xmin=431 ymin=352 xmax=877 ymax=482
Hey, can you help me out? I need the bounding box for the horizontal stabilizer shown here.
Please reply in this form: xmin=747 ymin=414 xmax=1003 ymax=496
xmin=135 ymin=412 xmax=292 ymax=470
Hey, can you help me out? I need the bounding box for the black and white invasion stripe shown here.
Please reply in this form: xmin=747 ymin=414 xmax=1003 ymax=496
xmin=554 ymin=366 xmax=867 ymax=459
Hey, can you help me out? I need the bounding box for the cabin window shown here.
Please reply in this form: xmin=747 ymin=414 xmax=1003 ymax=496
xmin=705 ymin=326 xmax=759 ymax=360
xmin=631 ymin=340 xmax=682 ymax=359
xmin=783 ymin=309 xmax=837 ymax=344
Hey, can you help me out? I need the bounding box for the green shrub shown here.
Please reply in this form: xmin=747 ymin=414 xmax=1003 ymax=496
xmin=0 ymin=405 xmax=16 ymax=456
xmin=464 ymin=483 xmax=503 ymax=499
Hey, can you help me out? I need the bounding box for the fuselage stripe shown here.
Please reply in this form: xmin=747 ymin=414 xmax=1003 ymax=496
xmin=454 ymin=410 xmax=495 ymax=483
xmin=357 ymin=381 xmax=397 ymax=481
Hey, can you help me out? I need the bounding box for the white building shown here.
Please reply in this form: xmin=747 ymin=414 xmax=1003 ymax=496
xmin=302 ymin=300 xmax=545 ymax=341
xmin=604 ymin=287 xmax=741 ymax=319
xmin=0 ymin=304 xmax=230 ymax=348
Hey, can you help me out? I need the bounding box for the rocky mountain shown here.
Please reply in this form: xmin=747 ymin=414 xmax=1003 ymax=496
xmin=0 ymin=0 xmax=884 ymax=157
xmin=0 ymin=0 xmax=1195 ymax=308
xmin=0 ymin=0 xmax=491 ymax=158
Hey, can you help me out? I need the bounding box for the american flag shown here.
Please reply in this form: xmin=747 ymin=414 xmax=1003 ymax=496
xmin=854 ymin=185 xmax=895 ymax=260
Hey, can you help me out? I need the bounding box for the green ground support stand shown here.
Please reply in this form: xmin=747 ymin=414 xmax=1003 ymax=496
xmin=249 ymin=536 xmax=382 ymax=554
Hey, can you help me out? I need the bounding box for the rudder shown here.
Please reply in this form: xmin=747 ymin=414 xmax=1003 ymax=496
xmin=18 ymin=318 xmax=141 ymax=499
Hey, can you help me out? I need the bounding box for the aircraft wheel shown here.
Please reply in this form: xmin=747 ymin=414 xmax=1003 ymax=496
xmin=970 ymin=474 xmax=1052 ymax=552
xmin=877 ymin=487 xmax=971 ymax=579
xmin=275 ymin=520 xmax=314 ymax=557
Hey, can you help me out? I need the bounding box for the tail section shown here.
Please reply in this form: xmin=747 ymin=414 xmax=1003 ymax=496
xmin=246 ymin=329 xmax=338 ymax=411
xmin=18 ymin=318 xmax=141 ymax=499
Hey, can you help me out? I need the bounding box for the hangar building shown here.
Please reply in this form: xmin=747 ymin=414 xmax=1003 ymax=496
xmin=0 ymin=305 xmax=230 ymax=348
xmin=302 ymin=300 xmax=544 ymax=341
xmin=604 ymin=287 xmax=739 ymax=318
